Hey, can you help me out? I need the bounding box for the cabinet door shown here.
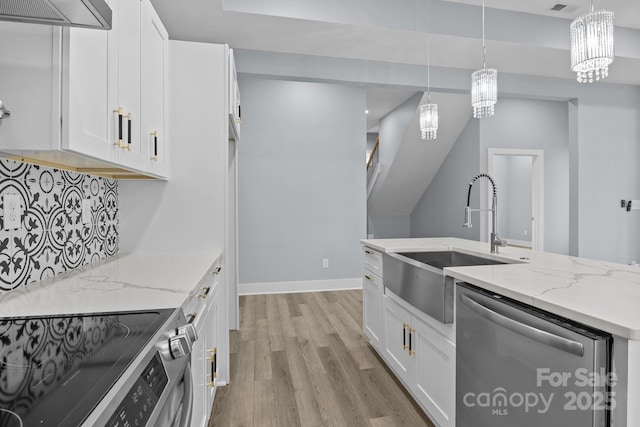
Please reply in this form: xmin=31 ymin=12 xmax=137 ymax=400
xmin=141 ymin=0 xmax=169 ymax=177
xmin=111 ymin=0 xmax=144 ymax=169
xmin=383 ymin=295 xmax=412 ymax=382
xmin=0 ymin=22 xmax=58 ymax=152
xmin=63 ymin=24 xmax=114 ymax=160
xmin=190 ymin=333 xmax=208 ymax=427
xmin=205 ymin=288 xmax=219 ymax=415
xmin=412 ymin=314 xmax=456 ymax=427
xmin=363 ymin=271 xmax=383 ymax=351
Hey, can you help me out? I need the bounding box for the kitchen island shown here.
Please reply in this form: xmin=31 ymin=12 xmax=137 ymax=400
xmin=362 ymin=237 xmax=640 ymax=427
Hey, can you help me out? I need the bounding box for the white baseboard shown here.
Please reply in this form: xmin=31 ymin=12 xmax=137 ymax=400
xmin=239 ymin=277 xmax=362 ymax=296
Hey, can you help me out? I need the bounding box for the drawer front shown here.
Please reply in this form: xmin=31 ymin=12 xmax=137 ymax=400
xmin=363 ymin=247 xmax=383 ymax=276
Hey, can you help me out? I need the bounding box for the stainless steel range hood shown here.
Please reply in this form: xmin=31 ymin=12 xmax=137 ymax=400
xmin=0 ymin=0 xmax=112 ymax=30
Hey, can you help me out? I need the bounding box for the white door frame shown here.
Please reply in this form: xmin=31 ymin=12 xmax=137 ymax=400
xmin=487 ymin=148 xmax=544 ymax=251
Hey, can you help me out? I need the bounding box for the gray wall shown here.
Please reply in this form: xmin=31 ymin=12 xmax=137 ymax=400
xmin=237 ymin=77 xmax=366 ymax=284
xmin=235 ymin=50 xmax=640 ymax=265
xmin=479 ymin=97 xmax=569 ymax=255
xmin=410 ymin=119 xmax=480 ymax=240
xmin=368 ymin=93 xmax=421 ymax=238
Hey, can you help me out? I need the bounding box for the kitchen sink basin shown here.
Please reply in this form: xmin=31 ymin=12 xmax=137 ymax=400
xmin=383 ymin=250 xmax=513 ymax=324
xmin=398 ymin=250 xmax=507 ymax=270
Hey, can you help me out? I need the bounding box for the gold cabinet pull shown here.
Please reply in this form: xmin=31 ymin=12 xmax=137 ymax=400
xmin=207 ymin=347 xmax=217 ymax=387
xmin=364 ymin=275 xmax=373 ymax=282
xmin=213 ymin=267 xmax=222 ymax=275
xmin=199 ymin=286 xmax=211 ymax=299
xmin=365 ymin=250 xmax=374 ymax=255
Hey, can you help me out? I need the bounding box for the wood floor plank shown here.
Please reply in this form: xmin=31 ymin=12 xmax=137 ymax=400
xmin=317 ymin=343 xmax=371 ymax=427
xmin=292 ymin=316 xmax=325 ymax=374
xmin=284 ymin=337 xmax=325 ymax=427
xmin=253 ymin=380 xmax=277 ymax=427
xmin=369 ymin=416 xmax=396 ymax=427
xmin=306 ymin=363 xmax=351 ymax=427
xmin=239 ymin=295 xmax=256 ymax=342
xmin=324 ymin=333 xmax=387 ymax=421
xmin=277 ymin=294 xmax=297 ymax=339
xmin=212 ymin=290 xmax=437 ymax=427
xmin=285 ymin=292 xmax=303 ymax=317
xmin=266 ymin=294 xmax=284 ymax=351
xmin=255 ymin=293 xmax=267 ymax=321
xmin=271 ymin=350 xmax=302 ymax=427
xmin=299 ymin=303 xmax=328 ymax=348
xmin=306 ymin=292 xmax=334 ymax=334
xmin=254 ymin=319 xmax=272 ymax=381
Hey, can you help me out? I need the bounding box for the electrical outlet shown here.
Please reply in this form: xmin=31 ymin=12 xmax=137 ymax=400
xmin=3 ymin=194 xmax=21 ymax=230
xmin=523 ymin=229 xmax=528 ymax=236
xmin=322 ymin=258 xmax=329 ymax=269
xmin=82 ymin=199 xmax=92 ymax=224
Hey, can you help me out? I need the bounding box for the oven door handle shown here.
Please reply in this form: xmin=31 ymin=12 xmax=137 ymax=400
xmin=178 ymin=361 xmax=194 ymax=427
xmin=459 ymin=293 xmax=584 ymax=357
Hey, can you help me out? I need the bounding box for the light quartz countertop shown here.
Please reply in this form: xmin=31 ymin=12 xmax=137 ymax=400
xmin=362 ymin=237 xmax=640 ymax=340
xmin=0 ymin=251 xmax=222 ymax=317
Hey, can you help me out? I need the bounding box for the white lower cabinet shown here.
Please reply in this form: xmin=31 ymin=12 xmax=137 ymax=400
xmin=363 ymin=270 xmax=383 ymax=351
xmin=383 ymin=294 xmax=455 ymax=427
xmin=184 ymin=256 xmax=224 ymax=427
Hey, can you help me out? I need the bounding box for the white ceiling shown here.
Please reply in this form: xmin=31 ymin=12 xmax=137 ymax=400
xmin=150 ymin=0 xmax=640 ymax=136
xmin=442 ymin=0 xmax=640 ymax=29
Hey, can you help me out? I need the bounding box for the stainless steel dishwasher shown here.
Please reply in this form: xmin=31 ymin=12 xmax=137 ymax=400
xmin=456 ymin=282 xmax=612 ymax=427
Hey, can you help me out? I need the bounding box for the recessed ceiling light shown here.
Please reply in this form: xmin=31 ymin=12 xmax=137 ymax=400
xmin=365 ymin=110 xmax=369 ymax=114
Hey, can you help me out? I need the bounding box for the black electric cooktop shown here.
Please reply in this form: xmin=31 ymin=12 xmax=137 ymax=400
xmin=0 ymin=309 xmax=174 ymax=427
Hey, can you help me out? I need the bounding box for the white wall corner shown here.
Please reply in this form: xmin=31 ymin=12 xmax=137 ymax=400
xmin=239 ymin=277 xmax=362 ymax=295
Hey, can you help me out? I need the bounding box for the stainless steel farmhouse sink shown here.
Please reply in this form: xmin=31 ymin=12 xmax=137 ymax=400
xmin=383 ymin=250 xmax=510 ymax=324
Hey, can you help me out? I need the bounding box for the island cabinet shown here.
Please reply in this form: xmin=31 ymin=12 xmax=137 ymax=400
xmin=362 ymin=245 xmax=455 ymax=427
xmin=0 ymin=0 xmax=169 ymax=179
xmin=383 ymin=293 xmax=455 ymax=427
xmin=183 ymin=255 xmax=225 ymax=427
xmin=363 ymin=247 xmax=384 ymax=352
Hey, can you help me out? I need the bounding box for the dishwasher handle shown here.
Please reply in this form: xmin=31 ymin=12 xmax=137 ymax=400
xmin=459 ymin=293 xmax=584 ymax=357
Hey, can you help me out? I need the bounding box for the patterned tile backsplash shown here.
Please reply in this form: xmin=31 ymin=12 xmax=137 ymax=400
xmin=0 ymin=160 xmax=118 ymax=292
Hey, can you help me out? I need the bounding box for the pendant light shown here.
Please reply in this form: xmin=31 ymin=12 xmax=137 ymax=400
xmin=420 ymin=0 xmax=438 ymax=140
xmin=471 ymin=1 xmax=497 ymax=119
xmin=570 ymin=0 xmax=615 ymax=83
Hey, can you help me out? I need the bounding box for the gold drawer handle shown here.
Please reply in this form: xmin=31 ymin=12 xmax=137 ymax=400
xmin=199 ymin=286 xmax=211 ymax=299
xmin=364 ymin=275 xmax=373 ymax=282
xmin=212 ymin=267 xmax=222 ymax=275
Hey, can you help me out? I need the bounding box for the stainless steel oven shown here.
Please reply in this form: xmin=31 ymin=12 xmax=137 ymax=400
xmin=0 ymin=308 xmax=197 ymax=427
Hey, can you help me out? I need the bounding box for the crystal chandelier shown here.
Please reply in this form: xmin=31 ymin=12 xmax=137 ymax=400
xmin=570 ymin=1 xmax=615 ymax=83
xmin=471 ymin=1 xmax=497 ymax=119
xmin=420 ymin=1 xmax=438 ymax=140
xmin=420 ymin=103 xmax=438 ymax=140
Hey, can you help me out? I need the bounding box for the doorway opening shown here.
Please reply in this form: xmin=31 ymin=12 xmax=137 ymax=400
xmin=488 ymin=148 xmax=544 ymax=251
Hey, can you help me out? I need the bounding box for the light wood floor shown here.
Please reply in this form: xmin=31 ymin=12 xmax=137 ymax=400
xmin=209 ymin=290 xmax=435 ymax=427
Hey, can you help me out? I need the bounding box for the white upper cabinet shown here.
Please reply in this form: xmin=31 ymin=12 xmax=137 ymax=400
xmin=141 ymin=0 xmax=169 ymax=177
xmin=0 ymin=0 xmax=169 ymax=179
xmin=228 ymin=48 xmax=241 ymax=141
